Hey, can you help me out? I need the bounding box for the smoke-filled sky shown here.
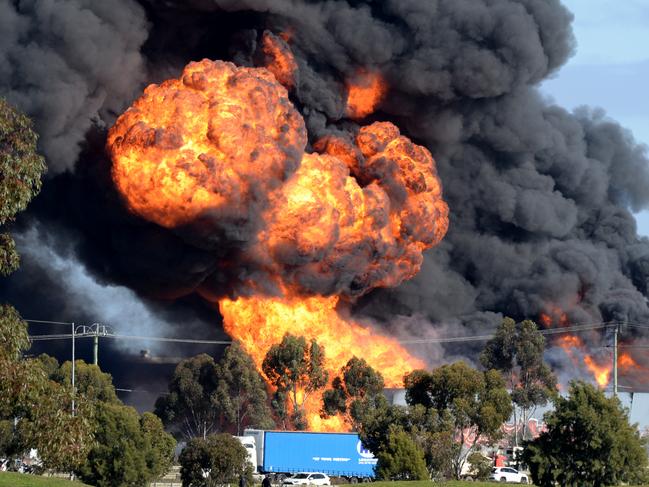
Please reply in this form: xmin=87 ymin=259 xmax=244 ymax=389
xmin=542 ymin=0 xmax=649 ymax=429
xmin=542 ymin=0 xmax=649 ymax=237
xmin=1 ymin=0 xmax=649 ymax=425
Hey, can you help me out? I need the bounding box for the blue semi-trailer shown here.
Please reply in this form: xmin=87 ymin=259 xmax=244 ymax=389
xmin=243 ymin=429 xmax=377 ymax=481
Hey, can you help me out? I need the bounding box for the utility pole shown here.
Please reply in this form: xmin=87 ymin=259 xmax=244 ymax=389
xmin=70 ymin=321 xmax=76 ymax=482
xmin=91 ymin=323 xmax=110 ymax=367
xmin=93 ymin=333 xmax=99 ymax=366
xmin=71 ymin=321 xmax=75 ymax=415
xmin=613 ymin=323 xmax=619 ymax=397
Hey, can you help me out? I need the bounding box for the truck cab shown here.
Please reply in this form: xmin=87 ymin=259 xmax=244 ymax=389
xmin=235 ymin=435 xmax=258 ymax=470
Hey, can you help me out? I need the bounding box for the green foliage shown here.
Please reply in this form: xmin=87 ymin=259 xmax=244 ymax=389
xmin=52 ymin=360 xmax=120 ymax=404
xmin=0 ymin=420 xmax=13 ymax=457
xmin=322 ymin=357 xmax=384 ymax=426
xmin=140 ymin=412 xmax=177 ymax=481
xmin=480 ymin=317 xmax=556 ymax=443
xmin=0 ymin=307 xmax=94 ymax=472
xmin=35 ymin=354 xmax=60 ymax=378
xmin=466 ymin=452 xmax=492 ymax=481
xmin=423 ymin=429 xmax=456 ymax=480
xmin=375 ymin=427 xmax=429 ymax=481
xmin=0 ymin=252 xmax=172 ymax=482
xmin=76 ymin=403 xmax=175 ymax=487
xmin=523 ymin=381 xmax=649 ymax=487
xmin=179 ymin=433 xmax=251 ymax=487
xmin=354 ymin=395 xmax=456 ymax=479
xmin=156 ymin=347 xmax=274 ymax=439
xmin=262 ymin=334 xmax=328 ymax=429
xmin=213 ymin=343 xmax=275 ymax=435
xmin=155 ymin=354 xmax=222 ymax=440
xmin=20 ymin=380 xmax=94 ymax=472
xmin=0 ymin=357 xmax=94 ymax=471
xmin=354 ymin=394 xmax=407 ymax=456
xmin=405 ymin=362 xmax=512 ymax=479
xmin=0 ymin=304 xmax=30 ymax=362
xmin=0 ymin=233 xmax=19 ymax=277
xmin=0 ymin=97 xmax=46 ymax=276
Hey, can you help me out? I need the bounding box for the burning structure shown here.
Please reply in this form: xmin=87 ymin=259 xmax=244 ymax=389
xmin=2 ymin=0 xmax=649 ymax=418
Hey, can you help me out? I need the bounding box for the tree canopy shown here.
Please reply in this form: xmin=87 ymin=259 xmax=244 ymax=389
xmin=179 ymin=433 xmax=251 ymax=487
xmin=375 ymin=427 xmax=429 ymax=481
xmin=0 ymin=307 xmax=95 ymax=472
xmin=214 ymin=342 xmax=275 ymax=435
xmin=480 ymin=317 xmax=556 ymax=444
xmin=51 ymin=359 xmax=120 ymax=404
xmin=354 ymin=384 xmax=459 ymax=479
xmin=76 ymin=403 xmax=175 ymax=487
xmin=156 ymin=346 xmax=274 ymax=439
xmin=0 ymin=97 xmax=46 ymax=276
xmin=155 ymin=353 xmax=222 ymax=440
xmin=321 ymin=356 xmax=384 ymax=427
xmin=262 ymin=334 xmax=328 ymax=429
xmin=405 ymin=361 xmax=512 ymax=479
xmin=523 ymin=381 xmax=648 ymax=487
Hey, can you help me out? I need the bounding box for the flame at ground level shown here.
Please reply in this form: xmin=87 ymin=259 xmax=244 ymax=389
xmin=219 ymin=293 xmax=425 ymax=431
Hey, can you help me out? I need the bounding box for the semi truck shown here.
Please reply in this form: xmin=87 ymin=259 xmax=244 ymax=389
xmin=240 ymin=430 xmax=377 ymax=482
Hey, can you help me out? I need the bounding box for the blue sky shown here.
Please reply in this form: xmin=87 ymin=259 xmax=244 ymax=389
xmin=541 ymin=0 xmax=649 ymax=428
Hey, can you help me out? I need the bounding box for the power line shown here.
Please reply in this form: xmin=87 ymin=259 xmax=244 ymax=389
xmin=624 ymin=323 xmax=649 ymax=330
xmin=106 ymin=334 xmax=232 ymax=345
xmin=400 ymin=322 xmax=611 ymax=344
xmin=24 ymin=319 xmax=74 ymax=326
xmin=115 ymin=387 xmax=168 ymax=395
xmin=25 ymin=321 xmax=618 ymax=346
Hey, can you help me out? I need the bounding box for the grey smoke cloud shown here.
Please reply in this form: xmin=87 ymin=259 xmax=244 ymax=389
xmin=2 ymin=0 xmax=649 ymax=382
xmin=12 ymin=226 xmax=196 ymax=354
xmin=0 ymin=0 xmax=148 ymax=173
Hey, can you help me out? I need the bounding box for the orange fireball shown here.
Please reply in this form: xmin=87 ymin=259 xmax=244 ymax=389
xmin=252 ymin=122 xmax=449 ymax=296
xmin=108 ymin=57 xmax=449 ymax=431
xmin=107 ymin=60 xmax=306 ymax=228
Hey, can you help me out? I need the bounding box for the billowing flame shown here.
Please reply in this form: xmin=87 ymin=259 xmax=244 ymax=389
xmin=556 ymin=334 xmax=611 ymax=388
xmin=618 ymin=351 xmax=649 ymax=386
xmin=108 ymin=57 xmax=449 ymax=430
xmin=107 ymin=59 xmax=305 ymax=229
xmin=261 ymin=31 xmax=298 ymax=89
xmin=539 ymin=305 xmax=568 ymax=328
xmin=619 ymin=352 xmax=637 ymax=370
xmin=345 ymin=70 xmax=387 ymax=119
xmin=251 ymin=122 xmax=449 ymax=296
xmin=220 ymin=292 xmax=425 ymax=430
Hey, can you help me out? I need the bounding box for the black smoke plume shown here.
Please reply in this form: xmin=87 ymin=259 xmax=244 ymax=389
xmin=2 ymin=0 xmax=649 ymax=394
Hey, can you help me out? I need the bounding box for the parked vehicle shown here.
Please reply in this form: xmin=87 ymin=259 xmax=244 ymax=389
xmin=235 ymin=435 xmax=258 ymax=469
xmin=490 ymin=466 xmax=528 ymax=483
xmin=282 ymin=472 xmax=331 ymax=485
xmin=244 ymin=429 xmax=376 ymax=482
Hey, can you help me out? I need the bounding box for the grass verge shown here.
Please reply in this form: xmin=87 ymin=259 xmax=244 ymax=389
xmin=371 ymin=481 xmax=516 ymax=487
xmin=0 ymin=472 xmax=93 ymax=487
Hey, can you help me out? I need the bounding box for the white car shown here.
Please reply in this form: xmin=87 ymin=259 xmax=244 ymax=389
xmin=490 ymin=467 xmax=528 ymax=483
xmin=282 ymin=472 xmax=331 ymax=486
